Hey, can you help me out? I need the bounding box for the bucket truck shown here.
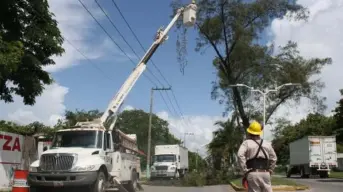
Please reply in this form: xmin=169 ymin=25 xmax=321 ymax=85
xmin=27 ymin=2 xmax=197 ymax=192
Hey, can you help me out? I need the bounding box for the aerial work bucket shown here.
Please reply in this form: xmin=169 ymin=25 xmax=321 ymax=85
xmin=12 ymin=170 xmax=29 ymax=192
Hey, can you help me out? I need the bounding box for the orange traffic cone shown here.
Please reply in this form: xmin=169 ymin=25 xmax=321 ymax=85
xmin=12 ymin=169 xmax=29 ymax=192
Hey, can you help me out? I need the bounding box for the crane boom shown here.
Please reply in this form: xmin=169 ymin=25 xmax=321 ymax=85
xmin=74 ymin=2 xmax=197 ymax=153
xmin=100 ymin=6 xmax=187 ymax=130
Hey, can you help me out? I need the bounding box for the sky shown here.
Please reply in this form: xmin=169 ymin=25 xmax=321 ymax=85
xmin=0 ymin=0 xmax=343 ymax=157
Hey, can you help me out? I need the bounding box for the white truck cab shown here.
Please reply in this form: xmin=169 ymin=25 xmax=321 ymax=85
xmin=150 ymin=145 xmax=189 ymax=179
xmin=28 ymin=127 xmax=139 ymax=192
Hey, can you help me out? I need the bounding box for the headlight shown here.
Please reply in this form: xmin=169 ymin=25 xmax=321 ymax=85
xmin=170 ymin=166 xmax=176 ymax=170
xmin=71 ymin=165 xmax=96 ymax=171
xmin=151 ymin=166 xmax=155 ymax=171
xmin=29 ymin=167 xmax=38 ymax=172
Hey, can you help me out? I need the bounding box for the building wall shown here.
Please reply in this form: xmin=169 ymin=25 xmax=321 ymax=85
xmin=0 ymin=131 xmax=24 ymax=189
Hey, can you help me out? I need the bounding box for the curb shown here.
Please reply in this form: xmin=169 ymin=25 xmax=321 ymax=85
xmin=229 ymin=182 xmax=309 ymax=191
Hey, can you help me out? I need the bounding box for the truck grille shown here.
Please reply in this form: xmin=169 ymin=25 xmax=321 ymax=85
xmin=155 ymin=166 xmax=168 ymax=170
xmin=39 ymin=154 xmax=75 ymax=171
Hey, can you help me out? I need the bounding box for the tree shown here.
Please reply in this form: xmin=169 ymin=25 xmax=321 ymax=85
xmin=272 ymin=113 xmax=336 ymax=165
xmin=0 ymin=120 xmax=54 ymax=137
xmin=207 ymin=119 xmax=243 ymax=171
xmin=64 ymin=109 xmax=103 ymax=127
xmin=333 ymin=89 xmax=343 ymax=142
xmin=188 ymin=151 xmax=207 ymax=172
xmin=171 ymin=0 xmax=331 ymax=128
xmin=0 ymin=0 xmax=64 ymax=105
xmin=117 ymin=109 xmax=181 ymax=169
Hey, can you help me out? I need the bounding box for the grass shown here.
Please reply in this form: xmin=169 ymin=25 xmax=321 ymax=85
xmin=231 ymin=176 xmax=303 ymax=188
xmin=330 ymin=171 xmax=343 ymax=179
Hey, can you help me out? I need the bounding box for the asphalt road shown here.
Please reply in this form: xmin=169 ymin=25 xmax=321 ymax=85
xmin=142 ymin=185 xmax=236 ymax=192
xmin=287 ymin=176 xmax=343 ymax=192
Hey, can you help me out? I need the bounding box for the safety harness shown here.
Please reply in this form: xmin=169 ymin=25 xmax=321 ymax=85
xmin=246 ymin=139 xmax=270 ymax=170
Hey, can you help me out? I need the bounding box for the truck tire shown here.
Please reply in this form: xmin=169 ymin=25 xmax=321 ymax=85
xmin=286 ymin=171 xmax=291 ymax=178
xmin=300 ymin=168 xmax=305 ymax=178
xmin=123 ymin=170 xmax=138 ymax=192
xmin=319 ymin=171 xmax=329 ymax=178
xmin=91 ymin=171 xmax=106 ymax=192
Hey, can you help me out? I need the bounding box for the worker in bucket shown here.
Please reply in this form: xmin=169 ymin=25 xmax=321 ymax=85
xmin=237 ymin=120 xmax=277 ymax=192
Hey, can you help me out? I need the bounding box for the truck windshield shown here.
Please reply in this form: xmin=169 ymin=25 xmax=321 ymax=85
xmin=154 ymin=155 xmax=176 ymax=162
xmin=51 ymin=130 xmax=102 ymax=148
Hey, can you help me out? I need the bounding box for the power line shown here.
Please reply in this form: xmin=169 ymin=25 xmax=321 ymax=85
xmin=78 ymin=0 xmax=158 ymax=86
xmin=24 ymin=3 xmax=115 ymax=82
xmin=110 ymin=0 xmax=171 ymax=87
xmin=94 ymin=0 xmax=165 ymax=87
xmin=157 ymin=90 xmax=174 ymax=117
xmin=64 ymin=38 xmax=114 ymax=81
xmin=110 ymin=0 xmax=193 ymax=129
xmin=78 ymin=0 xmax=183 ymax=120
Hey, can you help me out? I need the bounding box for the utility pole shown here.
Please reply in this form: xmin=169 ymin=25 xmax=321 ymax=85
xmin=146 ymin=87 xmax=171 ymax=179
xmin=196 ymin=149 xmax=199 ymax=172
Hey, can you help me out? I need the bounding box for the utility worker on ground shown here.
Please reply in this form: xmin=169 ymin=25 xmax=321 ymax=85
xmin=237 ymin=121 xmax=277 ymax=192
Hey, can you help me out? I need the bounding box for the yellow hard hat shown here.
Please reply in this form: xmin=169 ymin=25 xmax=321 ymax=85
xmin=247 ymin=121 xmax=263 ymax=135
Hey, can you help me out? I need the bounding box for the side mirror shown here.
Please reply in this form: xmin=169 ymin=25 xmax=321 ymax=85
xmin=43 ymin=146 xmax=48 ymax=152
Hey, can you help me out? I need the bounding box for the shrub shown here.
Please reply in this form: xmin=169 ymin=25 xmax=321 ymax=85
xmin=182 ymin=171 xmax=206 ymax=186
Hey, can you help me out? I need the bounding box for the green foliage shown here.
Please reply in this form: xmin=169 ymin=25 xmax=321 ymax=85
xmin=182 ymin=171 xmax=206 ymax=186
xmin=64 ymin=109 xmax=103 ymax=127
xmin=332 ymin=89 xmax=343 ymax=142
xmin=116 ymin=109 xmax=181 ymax=169
xmin=207 ymin=119 xmax=243 ymax=170
xmin=0 ymin=0 xmax=64 ymax=105
xmin=188 ymin=151 xmax=207 ymax=172
xmin=0 ymin=120 xmax=55 ymax=138
xmin=171 ymin=0 xmax=330 ymax=129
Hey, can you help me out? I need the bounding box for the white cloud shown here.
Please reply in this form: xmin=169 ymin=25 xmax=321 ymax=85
xmin=156 ymin=111 xmax=226 ymax=157
xmin=267 ymin=0 xmax=343 ymax=132
xmin=44 ymin=0 xmax=129 ymax=72
xmin=123 ymin=105 xmax=135 ymax=111
xmin=0 ymin=83 xmax=68 ymax=126
xmin=0 ymin=0 xmax=117 ymax=126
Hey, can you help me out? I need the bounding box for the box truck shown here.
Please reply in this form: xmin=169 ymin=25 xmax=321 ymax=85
xmin=286 ymin=136 xmax=338 ymax=178
xmin=150 ymin=145 xmax=189 ymax=179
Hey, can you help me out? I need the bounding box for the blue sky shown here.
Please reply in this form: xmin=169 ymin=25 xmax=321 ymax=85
xmin=1 ymin=0 xmax=341 ymax=154
xmin=52 ymin=0 xmax=225 ymax=117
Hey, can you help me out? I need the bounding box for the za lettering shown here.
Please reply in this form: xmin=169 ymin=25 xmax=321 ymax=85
xmin=0 ymin=134 xmax=21 ymax=151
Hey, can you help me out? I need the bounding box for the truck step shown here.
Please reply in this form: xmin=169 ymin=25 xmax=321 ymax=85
xmin=105 ymin=187 xmax=119 ymax=191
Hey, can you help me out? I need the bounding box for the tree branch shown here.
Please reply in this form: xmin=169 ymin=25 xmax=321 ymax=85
xmin=265 ymin=89 xmax=297 ymax=124
xmin=220 ymin=1 xmax=230 ymax=63
xmin=196 ymin=22 xmax=229 ymax=78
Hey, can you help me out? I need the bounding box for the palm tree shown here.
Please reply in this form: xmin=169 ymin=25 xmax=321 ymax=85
xmin=207 ymin=119 xmax=244 ymax=172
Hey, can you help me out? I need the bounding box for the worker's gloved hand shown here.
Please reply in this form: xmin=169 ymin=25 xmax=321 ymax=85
xmin=243 ymin=168 xmax=252 ymax=176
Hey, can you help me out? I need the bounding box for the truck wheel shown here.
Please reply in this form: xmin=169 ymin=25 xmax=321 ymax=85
xmin=286 ymin=171 xmax=291 ymax=178
xmin=319 ymin=171 xmax=329 ymax=178
xmin=91 ymin=171 xmax=106 ymax=192
xmin=300 ymin=168 xmax=305 ymax=178
xmin=124 ymin=171 xmax=138 ymax=192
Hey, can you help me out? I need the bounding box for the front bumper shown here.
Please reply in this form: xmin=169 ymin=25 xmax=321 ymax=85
xmin=151 ymin=170 xmax=175 ymax=178
xmin=28 ymin=171 xmax=98 ymax=187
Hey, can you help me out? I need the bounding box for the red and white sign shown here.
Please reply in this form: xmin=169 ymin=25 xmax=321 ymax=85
xmin=0 ymin=131 xmax=24 ymax=189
